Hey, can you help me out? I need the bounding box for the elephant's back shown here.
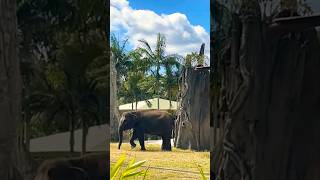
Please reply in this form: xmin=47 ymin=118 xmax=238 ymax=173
xmin=139 ymin=110 xmax=173 ymax=121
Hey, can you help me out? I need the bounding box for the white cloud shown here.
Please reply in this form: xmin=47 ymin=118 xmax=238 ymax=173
xmin=110 ymin=0 xmax=210 ymax=59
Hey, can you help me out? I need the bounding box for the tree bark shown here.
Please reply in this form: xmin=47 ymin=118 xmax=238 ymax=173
xmin=14 ymin=136 xmax=38 ymax=180
xmin=110 ymin=52 xmax=120 ymax=141
xmin=212 ymin=5 xmax=320 ymax=180
xmin=175 ymin=67 xmax=210 ymax=151
xmin=69 ymin=114 xmax=75 ymax=154
xmin=81 ymin=119 xmax=88 ymax=156
xmin=0 ymin=0 xmax=23 ymax=179
xmin=23 ymin=110 xmax=31 ymax=151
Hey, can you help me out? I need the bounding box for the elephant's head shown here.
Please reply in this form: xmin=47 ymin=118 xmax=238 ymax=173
xmin=118 ymin=112 xmax=138 ymax=149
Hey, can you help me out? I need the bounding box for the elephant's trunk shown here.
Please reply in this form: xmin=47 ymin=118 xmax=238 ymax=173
xmin=118 ymin=129 xmax=123 ymax=149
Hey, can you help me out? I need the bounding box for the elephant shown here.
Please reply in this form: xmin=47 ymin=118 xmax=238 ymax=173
xmin=118 ymin=110 xmax=175 ymax=151
xmin=34 ymin=153 xmax=108 ymax=180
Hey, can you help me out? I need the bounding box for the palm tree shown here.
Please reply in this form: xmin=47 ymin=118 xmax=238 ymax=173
xmin=39 ymin=31 xmax=106 ymax=154
xmin=77 ymin=79 xmax=102 ymax=155
xmin=162 ymin=56 xmax=181 ymax=107
xmin=138 ymin=33 xmax=182 ymax=109
xmin=110 ymin=34 xmax=132 ymax=85
xmin=118 ymin=50 xmax=147 ymax=110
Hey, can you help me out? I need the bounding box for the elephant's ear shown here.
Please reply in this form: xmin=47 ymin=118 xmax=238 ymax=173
xmin=119 ymin=112 xmax=138 ymax=130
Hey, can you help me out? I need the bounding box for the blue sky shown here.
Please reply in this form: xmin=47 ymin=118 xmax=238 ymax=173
xmin=110 ymin=0 xmax=210 ymax=59
xmin=129 ymin=0 xmax=210 ymax=32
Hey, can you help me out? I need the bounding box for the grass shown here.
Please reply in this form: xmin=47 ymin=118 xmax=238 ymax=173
xmin=110 ymin=142 xmax=210 ymax=179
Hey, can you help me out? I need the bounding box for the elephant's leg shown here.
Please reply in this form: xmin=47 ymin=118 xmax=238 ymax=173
xmin=161 ymin=137 xmax=172 ymax=151
xmin=136 ymin=129 xmax=146 ymax=151
xmin=130 ymin=129 xmax=138 ymax=149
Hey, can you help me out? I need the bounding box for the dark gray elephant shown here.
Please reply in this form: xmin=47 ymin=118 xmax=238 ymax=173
xmin=118 ymin=110 xmax=175 ymax=151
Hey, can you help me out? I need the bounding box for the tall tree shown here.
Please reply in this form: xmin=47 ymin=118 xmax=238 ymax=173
xmin=110 ymin=34 xmax=131 ymax=140
xmin=162 ymin=56 xmax=181 ymax=107
xmin=110 ymin=34 xmax=132 ymax=85
xmin=139 ymin=33 xmax=181 ymax=109
xmin=110 ymin=52 xmax=120 ymax=140
xmin=139 ymin=33 xmax=166 ymax=109
xmin=0 ymin=0 xmax=23 ymax=179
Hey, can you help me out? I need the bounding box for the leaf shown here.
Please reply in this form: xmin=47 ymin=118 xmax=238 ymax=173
xmin=126 ymin=160 xmax=147 ymax=171
xmin=121 ymin=170 xmax=145 ymax=179
xmin=197 ymin=164 xmax=207 ymax=180
xmin=127 ymin=157 xmax=135 ymax=167
xmin=110 ymin=154 xmax=126 ymax=179
xmin=142 ymin=166 xmax=150 ymax=180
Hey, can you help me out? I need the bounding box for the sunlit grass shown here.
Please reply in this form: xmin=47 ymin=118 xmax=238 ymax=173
xmin=110 ymin=142 xmax=210 ymax=179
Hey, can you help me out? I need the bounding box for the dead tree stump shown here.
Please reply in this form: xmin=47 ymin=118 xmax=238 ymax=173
xmin=174 ymin=67 xmax=210 ymax=151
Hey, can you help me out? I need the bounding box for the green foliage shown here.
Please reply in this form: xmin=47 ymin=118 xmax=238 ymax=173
xmin=110 ymin=154 xmax=148 ymax=180
xmin=185 ymin=52 xmax=204 ymax=67
xmin=18 ymin=0 xmax=108 ymax=142
xmin=116 ymin=33 xmax=182 ymax=104
xmin=197 ymin=164 xmax=207 ymax=180
xmin=45 ymin=63 xmax=66 ymax=90
xmin=110 ymin=34 xmax=132 ymax=84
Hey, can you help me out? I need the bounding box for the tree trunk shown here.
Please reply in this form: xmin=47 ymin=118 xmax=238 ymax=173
xmin=157 ymin=62 xmax=160 ymax=110
xmin=24 ymin=111 xmax=30 ymax=150
xmin=81 ymin=119 xmax=88 ymax=156
xmin=169 ymin=89 xmax=172 ymax=108
xmin=0 ymin=0 xmax=23 ymax=179
xmin=69 ymin=115 xmax=75 ymax=154
xmin=14 ymin=133 xmax=38 ymax=180
xmin=110 ymin=52 xmax=120 ymax=141
xmin=135 ymin=98 xmax=138 ymax=110
xmin=212 ymin=4 xmax=320 ymax=179
xmin=174 ymin=67 xmax=210 ymax=151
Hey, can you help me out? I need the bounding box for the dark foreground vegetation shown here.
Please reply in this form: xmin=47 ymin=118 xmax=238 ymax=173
xmin=211 ymin=0 xmax=320 ymax=179
xmin=0 ymin=0 xmax=108 ymax=179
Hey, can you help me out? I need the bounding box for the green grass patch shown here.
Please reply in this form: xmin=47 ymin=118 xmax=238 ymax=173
xmin=110 ymin=143 xmax=210 ymax=179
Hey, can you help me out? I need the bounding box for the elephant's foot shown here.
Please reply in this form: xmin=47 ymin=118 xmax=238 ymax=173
xmin=130 ymin=142 xmax=136 ymax=149
xmin=161 ymin=147 xmax=172 ymax=151
xmin=161 ymin=138 xmax=172 ymax=151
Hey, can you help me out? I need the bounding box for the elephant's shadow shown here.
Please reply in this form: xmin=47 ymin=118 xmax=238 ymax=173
xmin=124 ymin=141 xmax=171 ymax=152
xmin=131 ymin=149 xmax=162 ymax=152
